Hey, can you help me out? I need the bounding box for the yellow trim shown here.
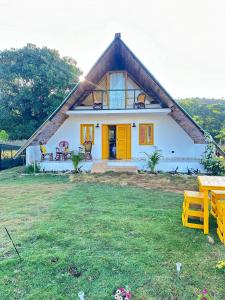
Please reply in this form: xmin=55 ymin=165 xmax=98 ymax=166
xmin=102 ymin=124 xmax=109 ymax=159
xmin=80 ymin=124 xmax=95 ymax=144
xmin=126 ymin=123 xmax=131 ymax=159
xmin=139 ymin=123 xmax=154 ymax=145
xmin=101 ymin=123 xmax=131 ymax=160
xmin=116 ymin=124 xmax=130 ymax=159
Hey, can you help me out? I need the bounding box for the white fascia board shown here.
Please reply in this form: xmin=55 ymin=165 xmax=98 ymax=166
xmin=66 ymin=108 xmax=171 ymax=116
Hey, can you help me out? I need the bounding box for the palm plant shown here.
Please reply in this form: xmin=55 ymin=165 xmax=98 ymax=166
xmin=71 ymin=152 xmax=83 ymax=173
xmin=143 ymin=149 xmax=162 ymax=173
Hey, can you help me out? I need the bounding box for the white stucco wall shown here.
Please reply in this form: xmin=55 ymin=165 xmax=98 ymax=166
xmin=27 ymin=110 xmax=206 ymax=172
xmin=26 ymin=145 xmax=41 ymax=165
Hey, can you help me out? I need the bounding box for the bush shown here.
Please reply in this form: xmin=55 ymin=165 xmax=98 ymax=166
xmin=0 ymin=130 xmax=9 ymax=141
xmin=71 ymin=151 xmax=83 ymax=173
xmin=201 ymin=134 xmax=225 ymax=175
xmin=24 ymin=162 xmax=41 ymax=174
xmin=143 ymin=149 xmax=162 ymax=173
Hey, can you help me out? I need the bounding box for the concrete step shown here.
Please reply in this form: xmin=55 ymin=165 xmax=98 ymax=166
xmin=91 ymin=161 xmax=138 ymax=174
xmin=107 ymin=166 xmax=138 ymax=173
xmin=91 ymin=161 xmax=107 ymax=174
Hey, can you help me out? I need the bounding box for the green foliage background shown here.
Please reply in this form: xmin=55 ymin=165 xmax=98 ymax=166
xmin=178 ymin=98 xmax=225 ymax=144
xmin=0 ymin=44 xmax=81 ymax=140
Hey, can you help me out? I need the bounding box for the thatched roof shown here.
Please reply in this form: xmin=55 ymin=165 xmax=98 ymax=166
xmin=16 ymin=33 xmax=223 ymax=157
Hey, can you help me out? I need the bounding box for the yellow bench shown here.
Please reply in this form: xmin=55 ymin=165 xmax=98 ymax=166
xmin=217 ymin=201 xmax=225 ymax=245
xmin=211 ymin=190 xmax=225 ymax=218
xmin=182 ymin=191 xmax=205 ymax=230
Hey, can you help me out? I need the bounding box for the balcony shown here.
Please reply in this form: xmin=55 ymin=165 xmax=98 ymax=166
xmin=71 ymin=89 xmax=162 ymax=111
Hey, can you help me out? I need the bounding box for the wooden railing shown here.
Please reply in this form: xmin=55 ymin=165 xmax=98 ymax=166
xmin=73 ymin=89 xmax=151 ymax=110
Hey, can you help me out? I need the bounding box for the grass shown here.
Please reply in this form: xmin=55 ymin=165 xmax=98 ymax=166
xmin=0 ymin=168 xmax=224 ymax=299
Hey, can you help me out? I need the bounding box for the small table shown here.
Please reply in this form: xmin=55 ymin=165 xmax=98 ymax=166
xmin=198 ymin=176 xmax=225 ymax=234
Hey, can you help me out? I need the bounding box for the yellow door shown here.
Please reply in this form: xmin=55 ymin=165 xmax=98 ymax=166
xmin=116 ymin=124 xmax=131 ymax=159
xmin=102 ymin=125 xmax=109 ymax=159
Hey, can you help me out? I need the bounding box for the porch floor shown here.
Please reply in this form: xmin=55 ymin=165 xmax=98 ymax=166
xmin=38 ymin=157 xmax=203 ymax=173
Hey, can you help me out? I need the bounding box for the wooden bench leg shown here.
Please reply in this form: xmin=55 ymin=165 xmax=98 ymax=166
xmin=204 ymin=190 xmax=209 ymax=235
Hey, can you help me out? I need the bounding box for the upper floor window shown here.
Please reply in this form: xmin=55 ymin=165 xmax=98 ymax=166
xmin=108 ymin=72 xmax=126 ymax=109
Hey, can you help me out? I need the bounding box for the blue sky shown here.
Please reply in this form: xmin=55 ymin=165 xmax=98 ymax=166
xmin=1 ymin=0 xmax=225 ymax=98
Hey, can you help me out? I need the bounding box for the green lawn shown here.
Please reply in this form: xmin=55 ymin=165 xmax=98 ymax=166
xmin=0 ymin=168 xmax=224 ymax=299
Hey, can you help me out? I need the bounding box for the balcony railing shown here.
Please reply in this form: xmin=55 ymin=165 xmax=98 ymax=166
xmin=72 ymin=89 xmax=159 ymax=110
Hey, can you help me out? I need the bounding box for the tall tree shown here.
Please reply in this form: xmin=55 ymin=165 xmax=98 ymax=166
xmin=0 ymin=44 xmax=81 ymax=139
xmin=178 ymin=98 xmax=225 ymax=143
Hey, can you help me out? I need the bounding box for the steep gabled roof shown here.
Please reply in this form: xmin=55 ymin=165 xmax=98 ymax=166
xmin=16 ymin=33 xmax=216 ymax=157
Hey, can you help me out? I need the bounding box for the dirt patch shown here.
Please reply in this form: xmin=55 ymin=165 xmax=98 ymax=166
xmin=70 ymin=172 xmax=198 ymax=193
xmin=68 ymin=266 xmax=82 ymax=277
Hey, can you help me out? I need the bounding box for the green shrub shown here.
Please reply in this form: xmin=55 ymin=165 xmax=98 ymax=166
xmin=143 ymin=149 xmax=162 ymax=173
xmin=24 ymin=162 xmax=41 ymax=174
xmin=71 ymin=152 xmax=83 ymax=173
xmin=0 ymin=130 xmax=9 ymax=141
xmin=201 ymin=134 xmax=225 ymax=175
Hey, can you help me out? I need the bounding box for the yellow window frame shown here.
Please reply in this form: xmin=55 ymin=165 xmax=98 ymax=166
xmin=80 ymin=124 xmax=95 ymax=144
xmin=139 ymin=123 xmax=154 ymax=145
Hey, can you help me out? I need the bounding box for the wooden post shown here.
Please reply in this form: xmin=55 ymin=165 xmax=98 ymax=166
xmin=221 ymin=203 xmax=225 ymax=245
xmin=204 ymin=189 xmax=209 ymax=234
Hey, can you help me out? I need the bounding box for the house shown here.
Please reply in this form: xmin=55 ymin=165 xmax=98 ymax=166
xmin=16 ymin=33 xmax=215 ymax=173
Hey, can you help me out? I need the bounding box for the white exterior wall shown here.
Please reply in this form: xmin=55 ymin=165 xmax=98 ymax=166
xmin=26 ymin=145 xmax=41 ymax=165
xmin=26 ymin=110 xmax=206 ymax=172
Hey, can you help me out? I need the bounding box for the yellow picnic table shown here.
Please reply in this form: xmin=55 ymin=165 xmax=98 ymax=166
xmin=198 ymin=176 xmax=225 ymax=234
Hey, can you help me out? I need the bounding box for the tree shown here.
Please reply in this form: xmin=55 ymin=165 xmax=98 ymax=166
xmin=0 ymin=44 xmax=82 ymax=139
xmin=201 ymin=133 xmax=225 ymax=175
xmin=215 ymin=127 xmax=225 ymax=145
xmin=0 ymin=130 xmax=9 ymax=141
xmin=178 ymin=98 xmax=225 ymax=143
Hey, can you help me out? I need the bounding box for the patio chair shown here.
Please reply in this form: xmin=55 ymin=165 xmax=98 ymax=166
xmin=133 ymin=92 xmax=146 ymax=109
xmin=182 ymin=190 xmax=205 ymax=231
xmin=92 ymin=91 xmax=103 ymax=110
xmin=83 ymin=140 xmax=92 ymax=160
xmin=55 ymin=141 xmax=72 ymax=160
xmin=211 ymin=190 xmax=225 ymax=218
xmin=39 ymin=142 xmax=53 ymax=161
xmin=217 ymin=201 xmax=225 ymax=245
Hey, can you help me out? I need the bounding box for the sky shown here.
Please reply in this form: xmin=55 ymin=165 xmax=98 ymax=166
xmin=0 ymin=0 xmax=225 ymax=99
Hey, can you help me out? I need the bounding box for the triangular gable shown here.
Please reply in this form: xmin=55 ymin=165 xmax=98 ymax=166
xmin=17 ymin=33 xmax=213 ymax=157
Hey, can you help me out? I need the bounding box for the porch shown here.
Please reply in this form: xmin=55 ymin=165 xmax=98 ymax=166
xmin=39 ymin=157 xmax=203 ymax=173
xmin=39 ymin=159 xmax=140 ymax=173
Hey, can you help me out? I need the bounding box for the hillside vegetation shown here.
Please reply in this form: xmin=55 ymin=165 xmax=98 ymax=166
xmin=178 ymin=98 xmax=225 ymax=144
